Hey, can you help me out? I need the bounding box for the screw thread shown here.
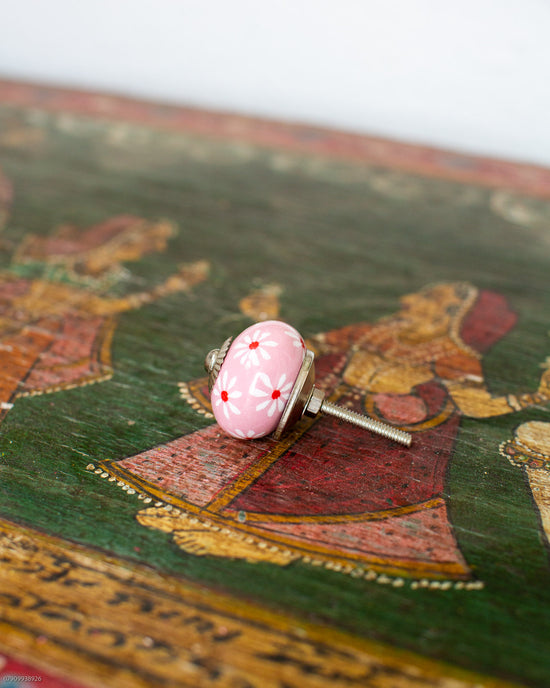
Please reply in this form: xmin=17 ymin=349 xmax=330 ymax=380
xmin=320 ymin=401 xmax=412 ymax=446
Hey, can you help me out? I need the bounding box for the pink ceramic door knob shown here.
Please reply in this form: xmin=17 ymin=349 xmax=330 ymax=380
xmin=205 ymin=320 xmax=412 ymax=446
xmin=210 ymin=320 xmax=306 ymax=439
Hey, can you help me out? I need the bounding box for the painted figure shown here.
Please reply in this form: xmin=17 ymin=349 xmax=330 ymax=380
xmin=501 ymin=421 xmax=550 ymax=551
xmin=100 ymin=282 xmax=550 ymax=582
xmin=0 ymin=166 xmax=208 ymax=421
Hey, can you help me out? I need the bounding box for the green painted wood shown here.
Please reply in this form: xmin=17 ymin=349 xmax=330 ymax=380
xmin=0 ymin=92 xmax=549 ymax=687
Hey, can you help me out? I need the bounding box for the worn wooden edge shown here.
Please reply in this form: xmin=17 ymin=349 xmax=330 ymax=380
xmin=0 ymin=77 xmax=549 ymax=198
xmin=0 ymin=515 xmax=525 ymax=688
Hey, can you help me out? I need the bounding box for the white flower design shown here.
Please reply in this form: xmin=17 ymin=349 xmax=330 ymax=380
xmin=234 ymin=428 xmax=263 ymax=439
xmin=212 ymin=371 xmax=242 ymax=419
xmin=250 ymin=372 xmax=292 ymax=417
xmin=284 ymin=327 xmax=306 ymax=350
xmin=233 ymin=328 xmax=278 ymax=368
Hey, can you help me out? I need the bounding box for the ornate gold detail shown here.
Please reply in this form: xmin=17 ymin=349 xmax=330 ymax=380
xmin=0 ymin=517 xmax=498 ymax=688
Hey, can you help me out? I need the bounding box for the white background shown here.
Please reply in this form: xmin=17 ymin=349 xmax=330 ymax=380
xmin=0 ymin=0 xmax=549 ymax=166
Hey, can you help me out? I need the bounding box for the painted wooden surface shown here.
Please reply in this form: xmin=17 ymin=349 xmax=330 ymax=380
xmin=0 ymin=79 xmax=549 ymax=687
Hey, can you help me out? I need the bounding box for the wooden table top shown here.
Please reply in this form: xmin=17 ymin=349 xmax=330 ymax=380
xmin=0 ymin=78 xmax=549 ymax=688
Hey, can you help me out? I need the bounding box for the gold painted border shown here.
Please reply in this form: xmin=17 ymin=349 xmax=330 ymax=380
xmin=0 ymin=516 xmax=520 ymax=688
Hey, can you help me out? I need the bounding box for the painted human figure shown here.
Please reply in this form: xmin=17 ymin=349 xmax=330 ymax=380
xmin=501 ymin=421 xmax=550 ymax=551
xmin=117 ymin=282 xmax=550 ymax=580
xmin=312 ymin=282 xmax=548 ymax=426
xmin=0 ymin=166 xmax=208 ymax=421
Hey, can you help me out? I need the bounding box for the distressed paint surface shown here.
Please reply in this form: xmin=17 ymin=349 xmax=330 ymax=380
xmin=0 ymin=517 xmax=518 ymax=688
xmin=111 ymin=284 xmax=550 ymax=582
xmin=0 ymin=80 xmax=550 ymax=687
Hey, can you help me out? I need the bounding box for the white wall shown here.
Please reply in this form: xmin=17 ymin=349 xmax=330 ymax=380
xmin=0 ymin=0 xmax=549 ymax=166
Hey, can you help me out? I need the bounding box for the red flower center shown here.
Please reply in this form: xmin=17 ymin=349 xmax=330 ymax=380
xmin=249 ymin=341 xmax=259 ymax=350
xmin=221 ymin=390 xmax=229 ymax=402
xmin=271 ymin=389 xmax=281 ymax=400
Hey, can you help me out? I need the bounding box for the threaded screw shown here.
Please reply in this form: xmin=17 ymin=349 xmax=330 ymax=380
xmin=319 ymin=400 xmax=412 ymax=446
